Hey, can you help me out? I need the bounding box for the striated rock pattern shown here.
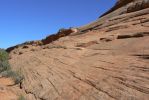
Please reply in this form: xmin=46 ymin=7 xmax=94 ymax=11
xmin=79 ymin=0 xmax=149 ymax=32
xmin=101 ymin=0 xmax=149 ymax=17
xmin=5 ymin=0 xmax=149 ymax=100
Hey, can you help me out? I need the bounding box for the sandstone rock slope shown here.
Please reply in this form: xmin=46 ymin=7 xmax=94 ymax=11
xmin=5 ymin=0 xmax=149 ymax=100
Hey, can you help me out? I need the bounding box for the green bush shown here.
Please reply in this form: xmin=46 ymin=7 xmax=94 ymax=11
xmin=18 ymin=95 xmax=25 ymax=100
xmin=1 ymin=70 xmax=24 ymax=84
xmin=0 ymin=49 xmax=10 ymax=72
xmin=0 ymin=49 xmax=24 ymax=84
xmin=0 ymin=49 xmax=9 ymax=61
xmin=0 ymin=60 xmax=10 ymax=72
xmin=58 ymin=28 xmax=67 ymax=33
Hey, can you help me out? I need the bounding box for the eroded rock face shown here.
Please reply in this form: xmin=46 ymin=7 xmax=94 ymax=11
xmin=79 ymin=0 xmax=149 ymax=32
xmin=6 ymin=0 xmax=149 ymax=100
xmin=6 ymin=28 xmax=78 ymax=52
xmin=101 ymin=0 xmax=149 ymax=17
xmin=42 ymin=28 xmax=78 ymax=45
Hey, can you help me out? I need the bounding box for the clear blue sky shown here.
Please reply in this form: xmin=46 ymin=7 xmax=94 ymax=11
xmin=0 ymin=0 xmax=116 ymax=48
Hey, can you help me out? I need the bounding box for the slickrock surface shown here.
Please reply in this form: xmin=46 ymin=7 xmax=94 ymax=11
xmin=5 ymin=0 xmax=149 ymax=100
xmin=0 ymin=77 xmax=19 ymax=100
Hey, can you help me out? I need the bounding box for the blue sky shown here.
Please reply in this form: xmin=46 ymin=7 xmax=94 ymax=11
xmin=0 ymin=0 xmax=116 ymax=48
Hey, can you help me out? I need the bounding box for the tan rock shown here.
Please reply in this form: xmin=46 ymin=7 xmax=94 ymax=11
xmin=3 ymin=0 xmax=149 ymax=100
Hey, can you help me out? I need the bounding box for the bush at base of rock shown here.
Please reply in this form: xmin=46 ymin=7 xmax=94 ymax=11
xmin=0 ymin=49 xmax=24 ymax=84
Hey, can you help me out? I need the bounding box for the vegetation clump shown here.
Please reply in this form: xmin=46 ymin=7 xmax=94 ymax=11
xmin=0 ymin=49 xmax=24 ymax=84
xmin=0 ymin=49 xmax=10 ymax=72
xmin=18 ymin=95 xmax=26 ymax=100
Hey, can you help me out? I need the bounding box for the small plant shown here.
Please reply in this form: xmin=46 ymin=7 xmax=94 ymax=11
xmin=1 ymin=70 xmax=24 ymax=84
xmin=0 ymin=49 xmax=24 ymax=84
xmin=0 ymin=49 xmax=9 ymax=61
xmin=0 ymin=60 xmax=11 ymax=72
xmin=48 ymin=45 xmax=67 ymax=49
xmin=54 ymin=45 xmax=67 ymax=49
xmin=0 ymin=49 xmax=10 ymax=72
xmin=58 ymin=28 xmax=67 ymax=33
xmin=18 ymin=95 xmax=25 ymax=100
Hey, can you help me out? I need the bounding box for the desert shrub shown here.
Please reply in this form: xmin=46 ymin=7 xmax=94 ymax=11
xmin=0 ymin=49 xmax=24 ymax=84
xmin=0 ymin=49 xmax=9 ymax=61
xmin=0 ymin=60 xmax=10 ymax=72
xmin=18 ymin=95 xmax=25 ymax=100
xmin=1 ymin=70 xmax=24 ymax=84
xmin=0 ymin=49 xmax=10 ymax=72
xmin=58 ymin=28 xmax=67 ymax=33
xmin=53 ymin=45 xmax=67 ymax=49
xmin=48 ymin=45 xmax=67 ymax=49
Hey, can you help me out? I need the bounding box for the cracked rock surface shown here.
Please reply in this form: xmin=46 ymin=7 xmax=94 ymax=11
xmin=6 ymin=0 xmax=149 ymax=100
